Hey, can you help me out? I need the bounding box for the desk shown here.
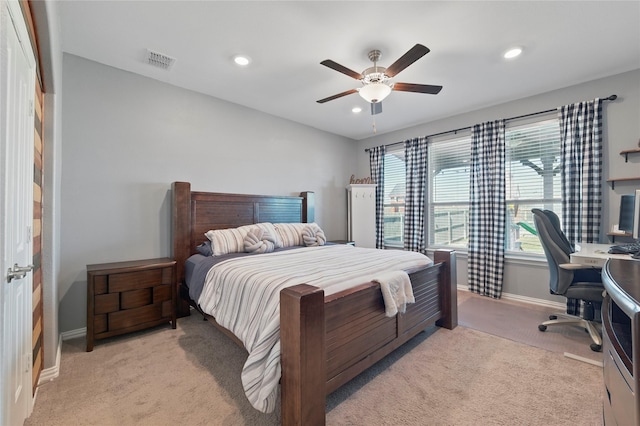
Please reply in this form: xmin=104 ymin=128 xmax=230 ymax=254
xmin=570 ymin=243 xmax=634 ymax=268
xmin=601 ymin=259 xmax=640 ymax=425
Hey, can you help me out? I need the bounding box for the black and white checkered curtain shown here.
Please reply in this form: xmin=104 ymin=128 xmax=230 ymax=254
xmin=404 ymin=137 xmax=428 ymax=252
xmin=558 ymin=98 xmax=603 ymax=245
xmin=369 ymin=145 xmax=386 ymax=249
xmin=468 ymin=120 xmax=506 ymax=299
xmin=558 ymin=98 xmax=603 ymax=318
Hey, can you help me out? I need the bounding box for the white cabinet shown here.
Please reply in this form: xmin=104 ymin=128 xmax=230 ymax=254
xmin=347 ymin=184 xmax=377 ymax=248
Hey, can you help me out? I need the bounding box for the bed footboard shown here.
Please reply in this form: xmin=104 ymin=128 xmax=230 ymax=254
xmin=279 ymin=249 xmax=456 ymax=426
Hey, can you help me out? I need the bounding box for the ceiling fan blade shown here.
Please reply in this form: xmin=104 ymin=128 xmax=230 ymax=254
xmin=316 ymin=89 xmax=358 ymax=104
xmin=371 ymin=102 xmax=382 ymax=115
xmin=320 ymin=60 xmax=364 ymax=80
xmin=393 ymin=82 xmax=442 ymax=95
xmin=384 ymin=44 xmax=430 ymax=78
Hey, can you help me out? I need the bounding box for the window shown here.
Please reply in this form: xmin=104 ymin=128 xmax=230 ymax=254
xmin=429 ymin=136 xmax=471 ymax=248
xmin=505 ymin=118 xmax=561 ymax=253
xmin=382 ymin=147 xmax=405 ymax=247
xmin=379 ymin=116 xmax=561 ymax=254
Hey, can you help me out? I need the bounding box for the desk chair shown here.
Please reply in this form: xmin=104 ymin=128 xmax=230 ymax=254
xmin=531 ymin=209 xmax=604 ymax=352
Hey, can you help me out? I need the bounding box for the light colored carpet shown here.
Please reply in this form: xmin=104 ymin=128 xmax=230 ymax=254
xmin=458 ymin=291 xmax=603 ymax=364
xmin=26 ymin=298 xmax=603 ymax=426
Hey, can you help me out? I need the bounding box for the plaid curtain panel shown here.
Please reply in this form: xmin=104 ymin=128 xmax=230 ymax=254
xmin=468 ymin=120 xmax=506 ymax=299
xmin=369 ymin=145 xmax=386 ymax=249
xmin=404 ymin=137 xmax=428 ymax=252
xmin=558 ymin=98 xmax=603 ymax=317
xmin=558 ymin=98 xmax=603 ymax=245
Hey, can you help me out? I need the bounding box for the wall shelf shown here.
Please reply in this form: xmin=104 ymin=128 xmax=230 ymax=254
xmin=620 ymin=148 xmax=640 ymax=162
xmin=607 ymin=176 xmax=640 ymax=189
xmin=607 ymin=232 xmax=633 ymax=242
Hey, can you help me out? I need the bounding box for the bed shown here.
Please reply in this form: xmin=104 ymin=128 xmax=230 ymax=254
xmin=171 ymin=181 xmax=457 ymax=425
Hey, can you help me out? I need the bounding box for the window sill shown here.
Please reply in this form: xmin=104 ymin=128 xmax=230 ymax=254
xmin=505 ymin=253 xmax=547 ymax=267
xmin=425 ymin=247 xmax=547 ymax=267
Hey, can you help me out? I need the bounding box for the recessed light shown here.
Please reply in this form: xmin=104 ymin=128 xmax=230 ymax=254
xmin=233 ymin=55 xmax=251 ymax=66
xmin=352 ymin=106 xmax=362 ymax=113
xmin=503 ymin=47 xmax=522 ymax=59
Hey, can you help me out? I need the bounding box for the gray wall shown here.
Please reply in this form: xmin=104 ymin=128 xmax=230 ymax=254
xmin=60 ymin=54 xmax=357 ymax=332
xmin=357 ymin=69 xmax=640 ymax=303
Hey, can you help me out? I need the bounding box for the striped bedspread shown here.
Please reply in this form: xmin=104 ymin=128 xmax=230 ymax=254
xmin=197 ymin=244 xmax=432 ymax=413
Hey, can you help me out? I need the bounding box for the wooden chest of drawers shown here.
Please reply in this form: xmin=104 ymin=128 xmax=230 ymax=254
xmin=86 ymin=258 xmax=176 ymax=351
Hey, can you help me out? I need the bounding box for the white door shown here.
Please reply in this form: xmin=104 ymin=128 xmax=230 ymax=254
xmin=1 ymin=0 xmax=36 ymax=424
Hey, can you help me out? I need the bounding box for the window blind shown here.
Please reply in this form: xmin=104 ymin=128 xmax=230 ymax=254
xmin=383 ymin=147 xmax=406 ymax=247
xmin=505 ymin=118 xmax=561 ymax=252
xmin=429 ymin=136 xmax=471 ymax=247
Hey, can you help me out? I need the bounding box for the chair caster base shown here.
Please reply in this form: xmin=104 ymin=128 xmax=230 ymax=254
xmin=590 ymin=343 xmax=602 ymax=352
xmin=549 ymin=315 xmax=557 ymax=320
xmin=538 ymin=324 xmax=547 ymax=332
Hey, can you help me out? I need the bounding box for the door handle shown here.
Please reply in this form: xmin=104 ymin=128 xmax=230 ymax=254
xmin=6 ymin=264 xmax=34 ymax=283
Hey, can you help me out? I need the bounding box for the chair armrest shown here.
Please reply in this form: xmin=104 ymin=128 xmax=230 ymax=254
xmin=559 ymin=263 xmax=597 ymax=270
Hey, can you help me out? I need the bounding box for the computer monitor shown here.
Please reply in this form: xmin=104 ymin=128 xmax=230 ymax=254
xmin=619 ymin=194 xmax=636 ymax=233
xmin=634 ymin=189 xmax=640 ymax=240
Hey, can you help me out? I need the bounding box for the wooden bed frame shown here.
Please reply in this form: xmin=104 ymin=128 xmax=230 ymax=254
xmin=171 ymin=181 xmax=457 ymax=425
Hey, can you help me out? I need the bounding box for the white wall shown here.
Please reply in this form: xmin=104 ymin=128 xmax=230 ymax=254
xmin=59 ymin=54 xmax=358 ymax=332
xmin=357 ymin=69 xmax=640 ymax=303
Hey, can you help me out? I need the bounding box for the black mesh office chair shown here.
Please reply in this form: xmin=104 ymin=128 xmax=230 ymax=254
xmin=531 ymin=208 xmax=605 ymax=352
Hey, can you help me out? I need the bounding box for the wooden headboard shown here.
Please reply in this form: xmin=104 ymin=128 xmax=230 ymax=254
xmin=171 ymin=181 xmax=315 ymax=316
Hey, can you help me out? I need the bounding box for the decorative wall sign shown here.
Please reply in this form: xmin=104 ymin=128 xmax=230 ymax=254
xmin=349 ymin=174 xmax=374 ymax=184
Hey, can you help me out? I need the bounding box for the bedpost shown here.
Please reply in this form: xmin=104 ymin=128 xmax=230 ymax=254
xmin=434 ymin=249 xmax=458 ymax=330
xmin=171 ymin=181 xmax=192 ymax=318
xmin=280 ymin=284 xmax=325 ymax=426
xmin=300 ymin=191 xmax=314 ymax=223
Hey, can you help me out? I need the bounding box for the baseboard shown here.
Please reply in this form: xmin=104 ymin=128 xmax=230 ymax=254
xmin=61 ymin=327 xmax=86 ymax=341
xmin=37 ymin=334 xmax=62 ymax=385
xmin=457 ymin=284 xmax=565 ymax=311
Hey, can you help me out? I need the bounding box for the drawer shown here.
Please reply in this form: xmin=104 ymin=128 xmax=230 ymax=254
xmin=121 ymin=288 xmax=152 ymax=310
xmin=95 ymin=293 xmax=119 ymax=314
xmin=94 ymin=314 xmax=107 ymax=334
xmin=94 ymin=276 xmax=108 ymax=294
xmin=153 ymin=284 xmax=171 ymax=303
xmin=109 ymin=269 xmax=165 ymax=293
xmin=109 ymin=303 xmax=162 ymax=331
xmin=604 ymin=346 xmax=636 ymax=426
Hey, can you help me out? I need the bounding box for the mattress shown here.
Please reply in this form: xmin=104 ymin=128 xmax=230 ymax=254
xmin=192 ymin=244 xmax=433 ymax=413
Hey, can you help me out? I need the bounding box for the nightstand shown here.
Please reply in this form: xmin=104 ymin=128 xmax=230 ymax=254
xmin=329 ymin=240 xmax=356 ymax=246
xmin=86 ymin=258 xmax=176 ymax=351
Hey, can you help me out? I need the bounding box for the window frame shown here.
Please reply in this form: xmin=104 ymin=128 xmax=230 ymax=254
xmin=377 ymin=113 xmax=562 ymax=257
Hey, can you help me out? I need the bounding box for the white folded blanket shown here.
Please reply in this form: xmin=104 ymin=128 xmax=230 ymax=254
xmin=373 ymin=270 xmax=415 ymax=317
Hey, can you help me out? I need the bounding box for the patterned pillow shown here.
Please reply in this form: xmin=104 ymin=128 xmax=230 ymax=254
xmin=243 ymin=228 xmax=277 ymax=254
xmin=274 ymin=223 xmax=307 ymax=247
xmin=251 ymin=223 xmax=283 ymax=249
xmin=301 ymin=223 xmax=326 ymax=247
xmin=275 ymin=222 xmax=326 ymax=247
xmin=205 ymin=227 xmax=245 ymax=256
xmin=205 ymin=222 xmax=282 ymax=256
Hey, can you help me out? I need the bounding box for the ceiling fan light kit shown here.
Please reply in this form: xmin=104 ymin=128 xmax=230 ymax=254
xmin=317 ymin=43 xmax=443 ymax=115
xmin=359 ymin=82 xmax=392 ymax=103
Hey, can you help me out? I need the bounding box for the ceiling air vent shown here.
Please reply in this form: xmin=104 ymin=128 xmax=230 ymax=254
xmin=145 ymin=49 xmax=176 ymax=70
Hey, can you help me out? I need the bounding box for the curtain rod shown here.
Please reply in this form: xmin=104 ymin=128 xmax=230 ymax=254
xmin=364 ymin=94 xmax=617 ymax=153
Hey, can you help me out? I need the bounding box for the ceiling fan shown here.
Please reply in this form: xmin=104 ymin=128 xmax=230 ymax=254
xmin=317 ymin=44 xmax=443 ymax=115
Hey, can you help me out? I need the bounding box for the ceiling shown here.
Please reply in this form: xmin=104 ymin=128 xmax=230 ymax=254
xmin=57 ymin=1 xmax=640 ymax=141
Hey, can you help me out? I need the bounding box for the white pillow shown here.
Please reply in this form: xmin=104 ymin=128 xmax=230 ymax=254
xmin=275 ymin=222 xmax=325 ymax=247
xmin=301 ymin=223 xmax=326 ymax=247
xmin=243 ymin=228 xmax=277 ymax=254
xmin=204 ymin=227 xmax=245 ymax=256
xmin=205 ymin=222 xmax=282 ymax=256
xmin=274 ymin=223 xmax=306 ymax=247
